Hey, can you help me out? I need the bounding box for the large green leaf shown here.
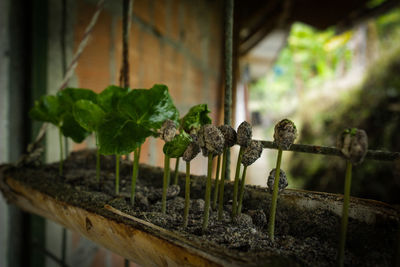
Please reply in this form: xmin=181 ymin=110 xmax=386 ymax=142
xmin=57 ymin=88 xmax=98 ymax=112
xmin=73 ymin=100 xmax=105 ymax=132
xmin=97 ymin=85 xmax=129 ymax=112
xmin=119 ymin=84 xmax=179 ymax=132
xmin=97 ymin=113 xmax=152 ymax=155
xmin=180 ymin=104 xmax=212 ymax=133
xmin=60 ymin=113 xmax=90 ymax=143
xmin=163 ymin=132 xmax=192 ymax=158
xmin=29 ymin=95 xmax=62 ymax=125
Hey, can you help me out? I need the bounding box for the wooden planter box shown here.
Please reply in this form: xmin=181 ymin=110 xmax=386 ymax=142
xmin=1 ymin=153 xmax=399 ymax=266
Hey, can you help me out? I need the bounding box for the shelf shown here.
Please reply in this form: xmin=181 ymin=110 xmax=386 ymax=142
xmin=1 ymin=161 xmax=399 ymax=266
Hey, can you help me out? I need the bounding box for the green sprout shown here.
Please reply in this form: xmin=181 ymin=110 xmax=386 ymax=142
xmin=112 ymin=84 xmax=178 ymax=199
xmin=75 ymin=84 xmax=178 ymax=199
xmin=182 ymin=135 xmax=200 ymax=227
xmin=162 ymin=130 xmax=191 ymax=214
xmin=198 ymin=125 xmax=224 ymax=231
xmin=172 ymin=104 xmax=212 ymax=185
xmin=237 ymin=140 xmax=263 ymax=215
xmin=336 ymin=128 xmax=368 ymax=267
xmin=30 ymin=88 xmax=97 ymax=175
xmin=73 ymin=99 xmax=106 ymax=182
xmin=232 ymin=121 xmax=252 ymax=218
xmin=268 ymin=119 xmax=297 ymax=241
xmin=217 ymin=125 xmax=237 ymax=220
xmin=72 ymin=85 xmax=130 ymax=194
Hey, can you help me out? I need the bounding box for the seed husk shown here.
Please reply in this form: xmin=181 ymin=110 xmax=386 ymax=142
xmin=237 ymin=121 xmax=252 ymax=147
xmin=267 ymin=168 xmax=288 ymax=194
xmin=241 ymin=140 xmax=263 ymax=166
xmin=337 ymin=128 xmax=368 ymax=165
xmin=273 ymin=119 xmax=297 ymax=150
xmin=160 ymin=119 xmax=177 ymax=142
xmin=198 ymin=125 xmax=225 ymax=156
xmin=218 ymin=125 xmax=237 ymax=147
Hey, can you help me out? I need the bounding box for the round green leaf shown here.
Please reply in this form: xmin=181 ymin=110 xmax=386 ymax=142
xmin=57 ymin=88 xmax=98 ymax=112
xmin=73 ymin=100 xmax=105 ymax=132
xmin=181 ymin=104 xmax=212 ymax=133
xmin=98 ymin=113 xmax=152 ymax=155
xmin=97 ymin=85 xmax=129 ymax=112
xmin=118 ymin=84 xmax=179 ymax=132
xmin=163 ymin=132 xmax=192 ymax=158
xmin=60 ymin=113 xmax=90 ymax=143
xmin=29 ymin=95 xmax=62 ymax=126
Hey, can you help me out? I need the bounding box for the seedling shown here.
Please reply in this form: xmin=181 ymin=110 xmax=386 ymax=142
xmin=74 ymin=84 xmax=178 ymax=199
xmin=30 ymin=88 xmax=97 ymax=175
xmin=336 ymin=128 xmax=368 ymax=267
xmin=73 ymin=99 xmax=106 ymax=182
xmin=217 ymin=125 xmax=237 ymax=220
xmin=198 ymin=125 xmax=224 ymax=231
xmin=73 ymin=85 xmax=129 ymax=192
xmin=108 ymin=84 xmax=178 ymax=198
xmin=172 ymin=104 xmax=212 ymax=185
xmin=237 ymin=140 xmax=263 ymax=215
xmin=232 ymin=121 xmax=252 ymax=218
xmin=268 ymin=119 xmax=297 ymax=241
xmin=182 ymin=134 xmax=200 ymax=227
xmin=162 ymin=126 xmax=192 ymax=214
xmin=160 ymin=119 xmax=177 ymax=212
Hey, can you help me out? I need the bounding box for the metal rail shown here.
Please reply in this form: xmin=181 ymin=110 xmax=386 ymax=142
xmin=260 ymin=140 xmax=400 ymax=161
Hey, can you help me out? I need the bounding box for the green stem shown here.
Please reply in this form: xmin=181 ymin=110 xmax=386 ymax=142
xmin=162 ymin=155 xmax=170 ymax=214
xmin=267 ymin=148 xmax=283 ymax=241
xmin=237 ymin=165 xmax=248 ymax=215
xmin=202 ymin=153 xmax=213 ymax=232
xmin=183 ymin=161 xmax=191 ymax=227
xmin=166 ymin=157 xmax=171 ymax=186
xmin=115 ymin=155 xmax=120 ymax=195
xmin=212 ymin=155 xmax=221 ymax=210
xmin=218 ymin=147 xmax=228 ymax=221
xmin=95 ymin=134 xmax=100 ymax=184
xmin=338 ymin=161 xmax=352 ymax=267
xmin=58 ymin=127 xmax=63 ymax=176
xmin=232 ymin=146 xmax=244 ymax=218
xmin=131 ymin=147 xmax=141 ymax=206
xmin=173 ymin=157 xmax=180 ymax=185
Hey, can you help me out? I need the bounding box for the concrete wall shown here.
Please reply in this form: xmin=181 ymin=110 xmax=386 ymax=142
xmin=73 ymin=0 xmax=224 ymax=176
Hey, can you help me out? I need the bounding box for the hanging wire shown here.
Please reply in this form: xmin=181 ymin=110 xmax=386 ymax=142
xmin=120 ymin=0 xmax=133 ymax=88
xmin=29 ymin=0 xmax=105 ymax=150
xmin=120 ymin=1 xmax=134 ymax=266
xmin=60 ymin=0 xmax=68 ymax=265
xmin=224 ymin=0 xmax=234 ymax=180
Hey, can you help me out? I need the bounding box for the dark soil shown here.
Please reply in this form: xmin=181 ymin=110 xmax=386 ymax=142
xmin=2 ymin=149 xmax=400 ymax=266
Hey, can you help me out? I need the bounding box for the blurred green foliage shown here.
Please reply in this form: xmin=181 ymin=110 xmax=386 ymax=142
xmin=250 ymin=23 xmax=353 ymax=115
xmin=290 ymin=45 xmax=400 ymax=203
xmin=249 ymin=8 xmax=400 ymax=203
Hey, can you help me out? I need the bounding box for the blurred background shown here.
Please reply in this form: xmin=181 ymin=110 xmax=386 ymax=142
xmin=1 ymin=0 xmax=400 ymax=266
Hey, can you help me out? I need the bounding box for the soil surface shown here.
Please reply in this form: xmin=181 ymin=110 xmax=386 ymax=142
xmin=2 ymin=149 xmax=399 ymax=266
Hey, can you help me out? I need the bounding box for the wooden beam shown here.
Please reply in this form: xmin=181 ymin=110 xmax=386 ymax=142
xmin=1 ymin=165 xmax=398 ymax=266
